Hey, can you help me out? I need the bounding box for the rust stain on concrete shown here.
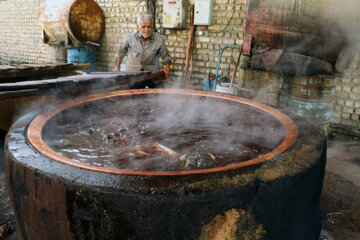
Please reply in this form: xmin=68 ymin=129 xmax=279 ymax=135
xmin=200 ymin=208 xmax=244 ymax=240
xmin=200 ymin=208 xmax=266 ymax=240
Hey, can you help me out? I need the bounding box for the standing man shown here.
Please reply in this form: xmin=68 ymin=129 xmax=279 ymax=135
xmin=113 ymin=14 xmax=172 ymax=89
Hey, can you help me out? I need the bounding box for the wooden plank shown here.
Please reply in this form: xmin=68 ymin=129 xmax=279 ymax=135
xmin=90 ymin=71 xmax=151 ymax=75
xmin=0 ymin=89 xmax=39 ymax=99
xmin=0 ymin=63 xmax=91 ymax=79
xmin=10 ymin=63 xmax=70 ymax=68
xmin=0 ymin=71 xmax=165 ymax=92
xmin=0 ymin=65 xmax=25 ymax=70
xmin=183 ymin=4 xmax=195 ymax=89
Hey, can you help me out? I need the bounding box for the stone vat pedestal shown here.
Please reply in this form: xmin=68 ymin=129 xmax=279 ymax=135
xmin=5 ymin=89 xmax=326 ymax=240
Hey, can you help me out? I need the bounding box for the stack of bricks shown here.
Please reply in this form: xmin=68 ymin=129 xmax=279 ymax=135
xmin=330 ymin=49 xmax=360 ymax=134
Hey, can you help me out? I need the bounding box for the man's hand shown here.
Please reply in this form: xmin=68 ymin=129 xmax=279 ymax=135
xmin=160 ymin=68 xmax=170 ymax=79
xmin=113 ymin=56 xmax=123 ymax=72
xmin=160 ymin=63 xmax=171 ymax=78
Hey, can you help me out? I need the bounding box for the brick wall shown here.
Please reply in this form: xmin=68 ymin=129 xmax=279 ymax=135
xmin=0 ymin=0 xmax=47 ymax=63
xmin=0 ymin=0 xmax=245 ymax=87
xmin=0 ymin=0 xmax=359 ymax=134
xmin=95 ymin=0 xmax=245 ymax=90
xmin=330 ymin=50 xmax=360 ymax=134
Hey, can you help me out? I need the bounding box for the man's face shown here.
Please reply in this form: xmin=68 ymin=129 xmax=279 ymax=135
xmin=138 ymin=19 xmax=153 ymax=39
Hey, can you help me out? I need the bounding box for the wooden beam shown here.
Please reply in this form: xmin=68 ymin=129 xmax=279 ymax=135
xmin=0 ymin=89 xmax=40 ymax=99
xmin=0 ymin=63 xmax=91 ymax=79
xmin=0 ymin=71 xmax=165 ymax=93
xmin=183 ymin=4 xmax=195 ymax=88
xmin=146 ymin=0 xmax=157 ymax=31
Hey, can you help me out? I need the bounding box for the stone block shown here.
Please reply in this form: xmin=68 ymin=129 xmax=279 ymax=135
xmin=345 ymin=100 xmax=354 ymax=107
xmin=351 ymin=114 xmax=360 ymax=121
xmin=341 ymin=77 xmax=352 ymax=83
xmin=198 ymin=36 xmax=210 ymax=43
xmin=334 ymin=105 xmax=343 ymax=112
xmin=343 ymin=86 xmax=352 ymax=92
xmin=197 ymin=49 xmax=208 ymax=55
xmin=343 ymin=107 xmax=354 ymax=114
xmin=341 ymin=113 xmax=351 ymax=119
xmin=336 ymin=91 xmax=349 ymax=98
xmin=329 ymin=117 xmax=341 ymax=124
xmin=341 ymin=119 xmax=358 ymax=128
xmin=353 ymin=87 xmax=360 ymax=93
xmin=349 ymin=94 xmax=360 ymax=100
xmin=331 ymin=111 xmax=342 ymax=118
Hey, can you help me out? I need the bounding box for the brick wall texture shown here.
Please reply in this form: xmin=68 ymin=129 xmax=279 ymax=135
xmin=0 ymin=0 xmax=359 ymax=133
xmin=330 ymin=50 xmax=360 ymax=133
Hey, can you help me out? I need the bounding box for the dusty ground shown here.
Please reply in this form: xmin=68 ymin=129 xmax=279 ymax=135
xmin=320 ymin=133 xmax=360 ymax=240
xmin=0 ymin=130 xmax=359 ymax=240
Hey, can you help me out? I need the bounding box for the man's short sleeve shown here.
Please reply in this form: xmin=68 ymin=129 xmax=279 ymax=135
xmin=158 ymin=37 xmax=172 ymax=64
xmin=116 ymin=34 xmax=130 ymax=57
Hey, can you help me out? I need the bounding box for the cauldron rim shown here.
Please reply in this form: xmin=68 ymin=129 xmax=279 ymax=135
xmin=27 ymin=89 xmax=298 ymax=176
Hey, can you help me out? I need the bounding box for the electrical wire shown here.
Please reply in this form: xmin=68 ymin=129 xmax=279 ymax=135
xmin=205 ymin=0 xmax=237 ymax=34
xmin=208 ymin=7 xmax=236 ymax=34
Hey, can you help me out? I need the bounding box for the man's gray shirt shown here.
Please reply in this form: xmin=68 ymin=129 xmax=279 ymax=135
xmin=116 ymin=31 xmax=172 ymax=72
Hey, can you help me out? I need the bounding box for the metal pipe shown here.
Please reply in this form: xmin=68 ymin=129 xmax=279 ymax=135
xmin=213 ymin=45 xmax=240 ymax=91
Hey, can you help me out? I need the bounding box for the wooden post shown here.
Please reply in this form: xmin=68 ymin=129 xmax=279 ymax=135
xmin=146 ymin=0 xmax=157 ymax=32
xmin=183 ymin=4 xmax=195 ymax=88
xmin=228 ymin=44 xmax=243 ymax=94
xmin=0 ymin=64 xmax=91 ymax=79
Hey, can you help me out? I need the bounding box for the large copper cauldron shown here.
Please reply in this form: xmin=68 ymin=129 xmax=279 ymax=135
xmin=5 ymin=89 xmax=326 ymax=240
xmin=245 ymin=0 xmax=360 ymax=66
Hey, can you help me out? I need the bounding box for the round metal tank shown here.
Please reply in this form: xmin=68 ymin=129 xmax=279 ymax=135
xmin=38 ymin=0 xmax=105 ymax=43
xmin=245 ymin=0 xmax=360 ymax=66
xmin=5 ymin=89 xmax=326 ymax=240
xmin=278 ymin=74 xmax=339 ymax=132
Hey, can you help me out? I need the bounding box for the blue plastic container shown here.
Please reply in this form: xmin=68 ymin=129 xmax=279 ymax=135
xmin=203 ymin=77 xmax=216 ymax=91
xmin=67 ymin=45 xmax=96 ymax=73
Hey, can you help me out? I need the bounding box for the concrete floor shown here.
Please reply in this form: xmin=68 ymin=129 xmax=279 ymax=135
xmin=326 ymin=134 xmax=360 ymax=188
xmin=319 ymin=133 xmax=360 ymax=240
xmin=0 ymin=130 xmax=359 ymax=240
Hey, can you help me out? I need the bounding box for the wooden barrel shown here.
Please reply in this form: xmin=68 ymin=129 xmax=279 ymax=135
xmin=5 ymin=89 xmax=327 ymax=240
xmin=278 ymin=74 xmax=339 ymax=131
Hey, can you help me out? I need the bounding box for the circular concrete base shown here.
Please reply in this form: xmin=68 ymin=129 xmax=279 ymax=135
xmin=5 ymin=90 xmax=326 ymax=240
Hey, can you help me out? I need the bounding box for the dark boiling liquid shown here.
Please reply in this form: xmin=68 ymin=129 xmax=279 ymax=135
xmin=42 ymin=94 xmax=286 ymax=171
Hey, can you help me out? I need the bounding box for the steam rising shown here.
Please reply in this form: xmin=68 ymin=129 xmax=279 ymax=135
xmin=42 ymin=93 xmax=286 ymax=171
